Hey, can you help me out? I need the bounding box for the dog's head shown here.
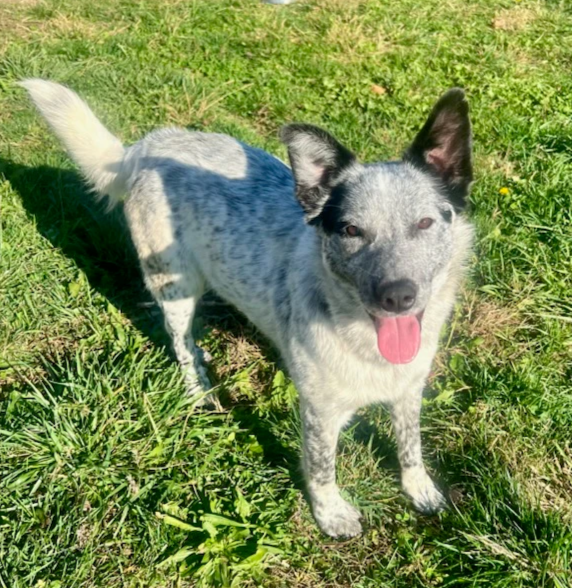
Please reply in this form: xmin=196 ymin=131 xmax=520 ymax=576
xmin=281 ymin=89 xmax=472 ymax=364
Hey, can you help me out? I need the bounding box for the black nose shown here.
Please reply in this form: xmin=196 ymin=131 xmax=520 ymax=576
xmin=378 ymin=279 xmax=417 ymax=313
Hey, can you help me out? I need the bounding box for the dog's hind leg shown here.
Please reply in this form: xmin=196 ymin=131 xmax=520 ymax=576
xmin=391 ymin=389 xmax=446 ymax=513
xmin=125 ymin=188 xmax=216 ymax=408
xmin=144 ymin=256 xmax=217 ymax=407
xmin=160 ymin=287 xmax=214 ymax=404
xmin=300 ymin=400 xmax=362 ymax=538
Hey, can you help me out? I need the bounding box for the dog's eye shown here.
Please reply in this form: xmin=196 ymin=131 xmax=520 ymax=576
xmin=417 ymin=217 xmax=434 ymax=230
xmin=344 ymin=225 xmax=361 ymax=238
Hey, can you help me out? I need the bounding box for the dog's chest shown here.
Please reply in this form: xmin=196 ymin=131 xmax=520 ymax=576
xmin=329 ymin=352 xmax=430 ymax=409
xmin=288 ymin=326 xmax=436 ymax=411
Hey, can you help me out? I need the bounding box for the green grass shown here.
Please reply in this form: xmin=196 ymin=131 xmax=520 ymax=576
xmin=1 ymin=0 xmax=571 ymax=586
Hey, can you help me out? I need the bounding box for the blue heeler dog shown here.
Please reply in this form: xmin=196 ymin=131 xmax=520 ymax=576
xmin=21 ymin=79 xmax=473 ymax=537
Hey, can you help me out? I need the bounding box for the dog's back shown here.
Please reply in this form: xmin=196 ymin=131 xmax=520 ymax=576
xmin=122 ymin=128 xmax=306 ymax=343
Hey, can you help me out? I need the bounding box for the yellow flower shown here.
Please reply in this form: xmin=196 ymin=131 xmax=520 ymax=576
xmin=499 ymin=187 xmax=510 ymax=196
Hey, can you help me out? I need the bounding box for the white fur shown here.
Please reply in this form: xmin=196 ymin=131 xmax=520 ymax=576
xmin=22 ymin=79 xmax=474 ymax=537
xmin=19 ymin=79 xmax=125 ymax=201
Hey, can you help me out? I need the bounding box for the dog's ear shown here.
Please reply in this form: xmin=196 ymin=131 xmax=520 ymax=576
xmin=280 ymin=124 xmax=356 ymax=220
xmin=404 ymin=89 xmax=472 ymax=210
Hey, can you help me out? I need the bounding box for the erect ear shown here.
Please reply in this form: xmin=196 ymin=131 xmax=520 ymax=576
xmin=280 ymin=123 xmax=357 ymax=220
xmin=404 ymin=88 xmax=473 ymax=211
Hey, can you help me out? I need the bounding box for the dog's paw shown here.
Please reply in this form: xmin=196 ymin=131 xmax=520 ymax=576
xmin=402 ymin=467 xmax=447 ymax=514
xmin=313 ymin=494 xmax=363 ymax=538
xmin=185 ymin=369 xmax=221 ymax=411
xmin=188 ymin=388 xmax=222 ymax=411
xmin=186 ymin=382 xmax=221 ymax=411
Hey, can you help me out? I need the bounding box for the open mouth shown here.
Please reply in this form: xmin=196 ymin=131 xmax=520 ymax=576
xmin=370 ymin=311 xmax=424 ymax=364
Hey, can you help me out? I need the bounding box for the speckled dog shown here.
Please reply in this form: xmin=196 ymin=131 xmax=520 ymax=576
xmin=22 ymin=79 xmax=474 ymax=538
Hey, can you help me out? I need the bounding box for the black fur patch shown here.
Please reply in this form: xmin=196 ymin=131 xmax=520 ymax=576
xmin=440 ymin=208 xmax=453 ymax=223
xmin=309 ymin=182 xmax=348 ymax=235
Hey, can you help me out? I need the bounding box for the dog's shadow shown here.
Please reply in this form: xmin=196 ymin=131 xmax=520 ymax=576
xmin=0 ymin=157 xmax=167 ymax=344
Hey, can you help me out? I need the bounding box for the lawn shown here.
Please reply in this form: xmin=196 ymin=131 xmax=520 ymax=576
xmin=0 ymin=0 xmax=571 ymax=586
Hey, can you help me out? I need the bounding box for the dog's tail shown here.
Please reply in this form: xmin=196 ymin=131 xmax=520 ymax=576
xmin=19 ymin=79 xmax=126 ymax=207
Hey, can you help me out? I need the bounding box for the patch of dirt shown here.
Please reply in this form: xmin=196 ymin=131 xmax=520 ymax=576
xmin=0 ymin=8 xmax=39 ymax=49
xmin=465 ymin=296 xmax=526 ymax=352
xmin=499 ymin=443 xmax=572 ymax=521
xmin=0 ymin=4 xmax=124 ymax=52
xmin=492 ymin=7 xmax=539 ymax=31
xmin=41 ymin=12 xmax=107 ymax=38
xmin=481 ymin=152 xmax=518 ymax=179
xmin=508 ymin=46 xmax=550 ymax=74
xmin=1 ymin=0 xmax=42 ymax=5
xmin=432 ymin=293 xmax=530 ymax=377
xmin=75 ymin=522 xmax=92 ymax=549
xmin=324 ymin=16 xmax=393 ymax=63
xmin=208 ymin=329 xmax=264 ymax=379
xmin=314 ymin=0 xmax=367 ymax=7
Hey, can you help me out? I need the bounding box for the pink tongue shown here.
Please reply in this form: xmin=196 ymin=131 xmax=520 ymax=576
xmin=375 ymin=316 xmax=421 ymax=364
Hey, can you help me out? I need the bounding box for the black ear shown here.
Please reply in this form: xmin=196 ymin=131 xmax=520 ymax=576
xmin=280 ymin=124 xmax=357 ymax=220
xmin=404 ymin=89 xmax=473 ymax=210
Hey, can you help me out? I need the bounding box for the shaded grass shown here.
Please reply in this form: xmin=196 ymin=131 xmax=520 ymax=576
xmin=0 ymin=0 xmax=571 ymax=586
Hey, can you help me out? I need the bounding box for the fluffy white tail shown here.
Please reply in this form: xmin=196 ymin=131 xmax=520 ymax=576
xmin=20 ymin=79 xmax=126 ymax=205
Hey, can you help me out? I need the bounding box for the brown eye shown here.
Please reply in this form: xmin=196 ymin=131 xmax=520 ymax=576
xmin=417 ymin=217 xmax=434 ymax=230
xmin=344 ymin=225 xmax=361 ymax=237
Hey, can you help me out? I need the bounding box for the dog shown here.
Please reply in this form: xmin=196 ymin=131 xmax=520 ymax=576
xmin=21 ymin=79 xmax=473 ymax=537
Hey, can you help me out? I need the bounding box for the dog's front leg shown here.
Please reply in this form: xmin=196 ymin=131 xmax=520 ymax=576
xmin=300 ymin=400 xmax=362 ymax=538
xmin=391 ymin=389 xmax=446 ymax=514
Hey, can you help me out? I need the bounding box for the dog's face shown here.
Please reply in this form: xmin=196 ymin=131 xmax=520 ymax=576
xmin=315 ymin=163 xmax=457 ymax=317
xmin=281 ymin=90 xmax=472 ymax=364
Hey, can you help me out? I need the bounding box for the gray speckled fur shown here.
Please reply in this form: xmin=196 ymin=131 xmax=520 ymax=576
xmin=22 ymin=80 xmax=475 ymax=538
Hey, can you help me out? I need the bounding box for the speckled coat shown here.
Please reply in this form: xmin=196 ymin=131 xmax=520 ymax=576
xmin=22 ymin=79 xmax=474 ymax=538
